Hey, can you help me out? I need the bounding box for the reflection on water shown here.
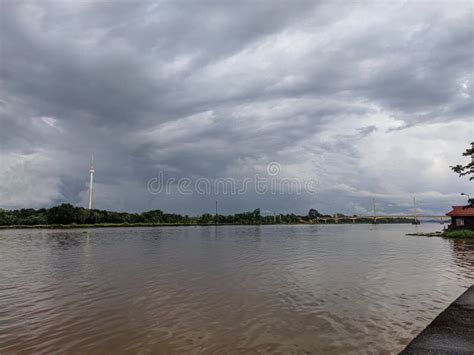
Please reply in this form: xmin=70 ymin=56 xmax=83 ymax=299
xmin=450 ymin=239 xmax=474 ymax=270
xmin=0 ymin=225 xmax=473 ymax=354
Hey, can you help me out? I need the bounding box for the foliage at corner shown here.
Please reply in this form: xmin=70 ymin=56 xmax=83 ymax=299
xmin=451 ymin=142 xmax=474 ymax=181
xmin=442 ymin=229 xmax=474 ymax=239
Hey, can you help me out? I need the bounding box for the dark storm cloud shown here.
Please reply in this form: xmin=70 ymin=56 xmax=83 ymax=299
xmin=0 ymin=0 xmax=473 ymax=214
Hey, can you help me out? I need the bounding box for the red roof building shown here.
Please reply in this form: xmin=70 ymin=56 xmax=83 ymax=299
xmin=446 ymin=205 xmax=474 ymax=229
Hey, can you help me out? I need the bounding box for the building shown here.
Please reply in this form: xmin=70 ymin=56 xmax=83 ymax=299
xmin=446 ymin=205 xmax=474 ymax=229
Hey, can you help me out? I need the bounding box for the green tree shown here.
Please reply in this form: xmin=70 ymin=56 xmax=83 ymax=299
xmin=198 ymin=213 xmax=213 ymax=224
xmin=47 ymin=203 xmax=80 ymax=224
xmin=24 ymin=213 xmax=47 ymax=225
xmin=0 ymin=209 xmax=16 ymax=225
xmin=451 ymin=142 xmax=474 ymax=181
xmin=142 ymin=210 xmax=164 ymax=223
xmin=308 ymin=209 xmax=322 ymax=219
xmin=252 ymin=208 xmax=261 ymax=223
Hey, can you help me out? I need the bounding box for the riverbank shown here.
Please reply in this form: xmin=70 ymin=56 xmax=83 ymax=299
xmin=0 ymin=223 xmax=226 ymax=229
xmin=407 ymin=229 xmax=474 ymax=239
xmin=443 ymin=229 xmax=474 ymax=239
xmin=2 ymin=203 xmax=445 ymax=229
xmin=401 ymin=285 xmax=474 ymax=354
xmin=0 ymin=221 xmax=449 ymax=229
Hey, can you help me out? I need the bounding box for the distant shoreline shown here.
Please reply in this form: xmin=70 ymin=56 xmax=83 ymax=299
xmin=2 ymin=204 xmax=448 ymax=228
xmin=0 ymin=221 xmax=443 ymax=230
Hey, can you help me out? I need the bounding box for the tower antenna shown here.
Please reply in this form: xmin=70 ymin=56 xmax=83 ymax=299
xmin=88 ymin=155 xmax=95 ymax=210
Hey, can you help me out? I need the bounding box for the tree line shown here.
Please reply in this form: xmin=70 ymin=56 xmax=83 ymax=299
xmin=0 ymin=204 xmax=420 ymax=226
xmin=0 ymin=204 xmax=301 ymax=226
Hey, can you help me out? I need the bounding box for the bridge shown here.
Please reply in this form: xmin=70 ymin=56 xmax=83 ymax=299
xmin=310 ymin=197 xmax=450 ymax=224
xmin=313 ymin=215 xmax=450 ymax=224
xmin=262 ymin=197 xmax=452 ymax=224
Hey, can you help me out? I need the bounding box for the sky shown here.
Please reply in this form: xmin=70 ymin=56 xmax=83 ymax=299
xmin=0 ymin=0 xmax=473 ymax=216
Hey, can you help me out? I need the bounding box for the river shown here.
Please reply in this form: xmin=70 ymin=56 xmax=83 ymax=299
xmin=1 ymin=224 xmax=473 ymax=354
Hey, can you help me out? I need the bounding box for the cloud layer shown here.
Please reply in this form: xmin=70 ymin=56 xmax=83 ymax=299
xmin=1 ymin=0 xmax=473 ymax=215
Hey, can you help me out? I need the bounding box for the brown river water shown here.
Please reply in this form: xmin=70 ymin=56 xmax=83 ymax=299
xmin=1 ymin=224 xmax=473 ymax=354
